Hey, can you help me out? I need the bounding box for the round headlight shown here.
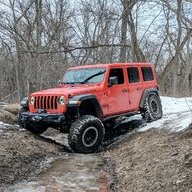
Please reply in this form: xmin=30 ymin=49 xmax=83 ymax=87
xmin=58 ymin=96 xmax=65 ymax=105
xmin=30 ymin=96 xmax=35 ymax=105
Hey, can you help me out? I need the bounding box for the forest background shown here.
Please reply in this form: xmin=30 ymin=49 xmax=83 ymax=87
xmin=0 ymin=0 xmax=192 ymax=102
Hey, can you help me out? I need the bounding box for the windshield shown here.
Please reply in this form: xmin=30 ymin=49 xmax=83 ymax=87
xmin=63 ymin=67 xmax=106 ymax=84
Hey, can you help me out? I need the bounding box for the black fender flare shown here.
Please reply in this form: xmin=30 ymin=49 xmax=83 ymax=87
xmin=67 ymin=94 xmax=103 ymax=119
xmin=140 ymin=88 xmax=159 ymax=109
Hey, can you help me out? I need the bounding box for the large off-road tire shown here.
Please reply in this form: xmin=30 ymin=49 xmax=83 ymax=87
xmin=68 ymin=115 xmax=105 ymax=153
xmin=141 ymin=93 xmax=162 ymax=122
xmin=19 ymin=107 xmax=47 ymax=135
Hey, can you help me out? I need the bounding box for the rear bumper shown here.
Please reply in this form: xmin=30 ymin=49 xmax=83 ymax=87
xmin=19 ymin=112 xmax=65 ymax=125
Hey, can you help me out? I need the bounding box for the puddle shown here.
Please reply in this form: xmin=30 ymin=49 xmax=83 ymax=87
xmin=1 ymin=126 xmax=122 ymax=192
xmin=5 ymin=154 xmax=104 ymax=192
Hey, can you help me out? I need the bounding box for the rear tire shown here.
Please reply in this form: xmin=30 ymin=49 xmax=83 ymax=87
xmin=141 ymin=93 xmax=162 ymax=122
xmin=19 ymin=107 xmax=47 ymax=135
xmin=68 ymin=115 xmax=105 ymax=153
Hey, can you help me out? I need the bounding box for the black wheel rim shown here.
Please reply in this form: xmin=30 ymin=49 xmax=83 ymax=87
xmin=150 ymin=99 xmax=159 ymax=115
xmin=82 ymin=126 xmax=99 ymax=147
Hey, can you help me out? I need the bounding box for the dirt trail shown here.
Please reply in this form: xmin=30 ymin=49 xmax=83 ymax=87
xmin=0 ymin=127 xmax=111 ymax=192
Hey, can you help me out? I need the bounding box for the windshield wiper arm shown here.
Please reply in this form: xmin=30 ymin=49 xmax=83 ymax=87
xmin=64 ymin=81 xmax=86 ymax=84
xmin=63 ymin=82 xmax=75 ymax=84
xmin=82 ymin=70 xmax=106 ymax=83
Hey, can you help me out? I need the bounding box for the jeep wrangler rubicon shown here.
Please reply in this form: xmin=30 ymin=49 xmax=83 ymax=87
xmin=19 ymin=63 xmax=162 ymax=153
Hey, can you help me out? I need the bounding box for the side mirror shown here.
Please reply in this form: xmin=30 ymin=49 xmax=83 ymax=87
xmin=108 ymin=76 xmax=118 ymax=87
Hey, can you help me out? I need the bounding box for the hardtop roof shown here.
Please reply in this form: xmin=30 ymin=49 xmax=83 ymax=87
xmin=68 ymin=63 xmax=153 ymax=70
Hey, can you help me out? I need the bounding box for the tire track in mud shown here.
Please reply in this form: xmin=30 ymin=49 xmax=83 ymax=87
xmin=33 ymin=121 xmax=134 ymax=192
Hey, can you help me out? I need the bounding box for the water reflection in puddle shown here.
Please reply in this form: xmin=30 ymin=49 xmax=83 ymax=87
xmin=7 ymin=154 xmax=103 ymax=192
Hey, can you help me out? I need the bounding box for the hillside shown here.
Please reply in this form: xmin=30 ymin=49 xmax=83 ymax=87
xmin=104 ymin=127 xmax=192 ymax=192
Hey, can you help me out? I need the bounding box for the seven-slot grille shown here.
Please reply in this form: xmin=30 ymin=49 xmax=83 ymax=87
xmin=34 ymin=96 xmax=58 ymax=109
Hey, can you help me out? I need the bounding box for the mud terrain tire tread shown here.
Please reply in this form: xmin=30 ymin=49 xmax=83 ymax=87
xmin=142 ymin=93 xmax=162 ymax=122
xmin=68 ymin=115 xmax=105 ymax=153
xmin=19 ymin=107 xmax=47 ymax=135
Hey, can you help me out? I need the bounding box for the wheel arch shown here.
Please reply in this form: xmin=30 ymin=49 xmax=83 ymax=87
xmin=67 ymin=94 xmax=103 ymax=119
xmin=140 ymin=88 xmax=159 ymax=109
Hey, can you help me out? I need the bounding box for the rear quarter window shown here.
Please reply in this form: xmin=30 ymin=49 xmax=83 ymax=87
xmin=141 ymin=67 xmax=154 ymax=81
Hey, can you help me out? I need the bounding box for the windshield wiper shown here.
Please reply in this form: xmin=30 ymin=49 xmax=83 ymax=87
xmin=64 ymin=70 xmax=105 ymax=84
xmin=64 ymin=81 xmax=85 ymax=84
xmin=82 ymin=70 xmax=106 ymax=83
xmin=63 ymin=82 xmax=75 ymax=84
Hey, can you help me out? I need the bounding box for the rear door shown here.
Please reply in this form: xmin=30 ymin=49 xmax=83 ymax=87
xmin=106 ymin=67 xmax=129 ymax=114
xmin=126 ymin=66 xmax=143 ymax=110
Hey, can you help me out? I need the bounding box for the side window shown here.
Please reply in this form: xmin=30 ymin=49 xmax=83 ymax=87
xmin=127 ymin=67 xmax=140 ymax=83
xmin=141 ymin=67 xmax=154 ymax=81
xmin=109 ymin=68 xmax=124 ymax=84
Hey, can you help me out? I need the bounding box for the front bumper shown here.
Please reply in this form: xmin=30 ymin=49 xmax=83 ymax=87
xmin=19 ymin=112 xmax=65 ymax=125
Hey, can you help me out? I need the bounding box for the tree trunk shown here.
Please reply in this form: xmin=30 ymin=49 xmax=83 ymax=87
xmin=119 ymin=0 xmax=129 ymax=62
xmin=128 ymin=12 xmax=145 ymax=62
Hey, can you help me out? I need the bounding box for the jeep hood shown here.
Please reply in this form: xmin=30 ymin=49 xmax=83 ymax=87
xmin=31 ymin=84 xmax=100 ymax=97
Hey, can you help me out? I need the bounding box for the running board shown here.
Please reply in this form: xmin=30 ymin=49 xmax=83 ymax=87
xmin=103 ymin=111 xmax=140 ymax=122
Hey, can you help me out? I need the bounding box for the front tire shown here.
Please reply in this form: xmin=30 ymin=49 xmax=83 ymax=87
xmin=141 ymin=93 xmax=162 ymax=122
xmin=68 ymin=115 xmax=105 ymax=153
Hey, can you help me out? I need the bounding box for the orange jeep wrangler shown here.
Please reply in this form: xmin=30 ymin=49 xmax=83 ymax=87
xmin=19 ymin=63 xmax=162 ymax=153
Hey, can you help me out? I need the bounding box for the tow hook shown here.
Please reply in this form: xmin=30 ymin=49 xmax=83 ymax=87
xmin=31 ymin=116 xmax=42 ymax=122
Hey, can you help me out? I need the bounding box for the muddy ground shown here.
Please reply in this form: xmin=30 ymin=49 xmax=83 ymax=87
xmin=0 ymin=126 xmax=110 ymax=192
xmin=104 ymin=127 xmax=192 ymax=192
xmin=0 ymin=127 xmax=65 ymax=188
xmin=0 ymin=106 xmax=192 ymax=191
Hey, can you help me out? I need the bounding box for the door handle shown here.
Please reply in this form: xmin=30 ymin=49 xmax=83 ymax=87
xmin=122 ymin=89 xmax=128 ymax=93
xmin=137 ymin=87 xmax=142 ymax=90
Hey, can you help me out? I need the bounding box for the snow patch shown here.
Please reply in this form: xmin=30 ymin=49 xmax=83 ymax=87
xmin=0 ymin=121 xmax=17 ymax=133
xmin=0 ymin=121 xmax=12 ymax=128
xmin=139 ymin=96 xmax=192 ymax=132
xmin=162 ymin=96 xmax=192 ymax=115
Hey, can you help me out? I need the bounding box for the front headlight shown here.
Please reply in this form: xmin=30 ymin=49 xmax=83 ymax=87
xmin=30 ymin=96 xmax=35 ymax=105
xmin=58 ymin=96 xmax=65 ymax=105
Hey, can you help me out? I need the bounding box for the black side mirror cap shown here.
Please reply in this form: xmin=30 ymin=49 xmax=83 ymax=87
xmin=108 ymin=76 xmax=118 ymax=87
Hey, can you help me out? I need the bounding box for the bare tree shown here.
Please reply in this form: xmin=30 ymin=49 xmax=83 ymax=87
xmin=1 ymin=0 xmax=192 ymax=101
xmin=160 ymin=0 xmax=192 ymax=95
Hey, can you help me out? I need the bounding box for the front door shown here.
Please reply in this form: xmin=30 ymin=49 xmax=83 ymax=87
xmin=106 ymin=67 xmax=129 ymax=115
